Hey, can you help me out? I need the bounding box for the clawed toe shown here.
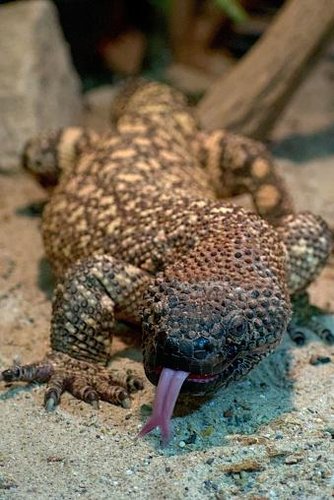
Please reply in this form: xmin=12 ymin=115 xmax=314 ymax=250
xmin=287 ymin=321 xmax=306 ymax=345
xmin=93 ymin=377 xmax=131 ymax=408
xmin=290 ymin=292 xmax=334 ymax=345
xmin=44 ymin=372 xmax=67 ymax=410
xmin=67 ymin=376 xmax=100 ymax=409
xmin=1 ymin=362 xmax=54 ymax=384
xmin=306 ymin=319 xmax=334 ymax=344
xmin=288 ymin=318 xmax=334 ymax=345
xmin=107 ymin=369 xmax=144 ymax=394
xmin=44 ymin=389 xmax=60 ymax=412
xmin=124 ymin=370 xmax=145 ymax=393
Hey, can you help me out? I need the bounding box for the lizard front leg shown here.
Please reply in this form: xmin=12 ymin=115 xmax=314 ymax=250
xmin=192 ymin=129 xmax=294 ymax=224
xmin=1 ymin=255 xmax=152 ymax=410
xmin=22 ymin=127 xmax=100 ymax=189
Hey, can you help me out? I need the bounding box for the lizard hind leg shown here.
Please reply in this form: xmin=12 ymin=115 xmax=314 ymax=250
xmin=1 ymin=255 xmax=151 ymax=410
xmin=192 ymin=129 xmax=294 ymax=224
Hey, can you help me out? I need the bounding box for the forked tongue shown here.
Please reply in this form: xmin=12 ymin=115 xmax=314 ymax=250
xmin=138 ymin=368 xmax=189 ymax=444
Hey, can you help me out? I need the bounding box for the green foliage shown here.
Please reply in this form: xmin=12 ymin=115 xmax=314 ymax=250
xmin=148 ymin=0 xmax=171 ymax=15
xmin=149 ymin=0 xmax=248 ymax=23
xmin=214 ymin=0 xmax=248 ymax=23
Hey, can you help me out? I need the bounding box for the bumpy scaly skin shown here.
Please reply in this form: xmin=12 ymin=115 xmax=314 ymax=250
xmin=1 ymin=82 xmax=332 ymax=420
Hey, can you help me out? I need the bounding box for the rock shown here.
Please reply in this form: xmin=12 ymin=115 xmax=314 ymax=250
xmin=83 ymin=85 xmax=118 ymax=132
xmin=0 ymin=0 xmax=82 ymax=171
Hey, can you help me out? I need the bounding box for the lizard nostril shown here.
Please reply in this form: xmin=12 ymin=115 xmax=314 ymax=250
xmin=194 ymin=336 xmax=214 ymax=352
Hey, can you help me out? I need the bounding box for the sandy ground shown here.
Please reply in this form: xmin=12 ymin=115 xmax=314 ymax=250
xmin=1 ymin=45 xmax=334 ymax=500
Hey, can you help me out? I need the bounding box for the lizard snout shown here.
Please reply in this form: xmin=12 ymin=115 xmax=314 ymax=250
xmin=164 ymin=335 xmax=215 ymax=360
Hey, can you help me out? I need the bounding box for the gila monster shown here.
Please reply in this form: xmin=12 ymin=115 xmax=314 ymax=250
xmin=1 ymin=81 xmax=332 ymax=442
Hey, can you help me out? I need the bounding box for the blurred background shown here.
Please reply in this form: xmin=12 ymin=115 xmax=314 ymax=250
xmin=1 ymin=0 xmax=286 ymax=93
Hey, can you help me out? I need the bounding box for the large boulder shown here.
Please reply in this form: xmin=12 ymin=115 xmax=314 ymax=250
xmin=0 ymin=0 xmax=82 ymax=171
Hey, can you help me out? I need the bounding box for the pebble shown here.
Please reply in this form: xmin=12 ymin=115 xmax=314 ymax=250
xmin=284 ymin=454 xmax=304 ymax=465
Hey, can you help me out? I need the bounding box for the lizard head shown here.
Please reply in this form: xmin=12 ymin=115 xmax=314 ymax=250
xmin=139 ymin=212 xmax=292 ymax=442
xmin=140 ymin=274 xmax=290 ymax=442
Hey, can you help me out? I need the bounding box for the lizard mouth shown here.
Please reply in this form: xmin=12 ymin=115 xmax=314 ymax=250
xmin=155 ymin=366 xmax=219 ymax=383
xmin=140 ymin=340 xmax=271 ymax=443
xmin=138 ymin=367 xmax=221 ymax=444
xmin=140 ymin=347 xmax=259 ymax=443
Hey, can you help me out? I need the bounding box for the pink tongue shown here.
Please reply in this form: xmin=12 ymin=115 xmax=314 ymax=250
xmin=138 ymin=368 xmax=189 ymax=444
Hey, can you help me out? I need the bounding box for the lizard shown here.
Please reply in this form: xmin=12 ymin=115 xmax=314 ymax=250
xmin=1 ymin=81 xmax=332 ymax=442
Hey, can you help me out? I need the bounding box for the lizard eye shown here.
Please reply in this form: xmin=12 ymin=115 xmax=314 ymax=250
xmin=225 ymin=312 xmax=248 ymax=343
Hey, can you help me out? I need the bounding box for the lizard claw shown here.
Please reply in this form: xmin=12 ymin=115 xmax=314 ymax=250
xmin=1 ymin=351 xmax=144 ymax=410
xmin=121 ymin=397 xmax=131 ymax=409
xmin=307 ymin=322 xmax=334 ymax=345
xmin=290 ymin=292 xmax=334 ymax=345
xmin=85 ymin=390 xmax=100 ymax=410
xmin=44 ymin=371 xmax=67 ymax=410
xmin=125 ymin=370 xmax=144 ymax=393
xmin=323 ymin=330 xmax=334 ymax=345
xmin=1 ymin=367 xmax=21 ymax=382
xmin=44 ymin=390 xmax=59 ymax=412
xmin=287 ymin=323 xmax=306 ymax=346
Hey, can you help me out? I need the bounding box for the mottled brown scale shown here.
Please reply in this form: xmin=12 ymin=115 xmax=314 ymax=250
xmin=1 ymin=81 xmax=332 ymax=412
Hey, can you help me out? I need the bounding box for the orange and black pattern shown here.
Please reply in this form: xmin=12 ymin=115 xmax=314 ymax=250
xmin=1 ymin=81 xmax=332 ymax=409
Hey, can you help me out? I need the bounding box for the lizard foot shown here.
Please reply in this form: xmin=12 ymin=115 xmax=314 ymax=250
xmin=0 ymin=351 xmax=144 ymax=410
xmin=288 ymin=292 xmax=334 ymax=346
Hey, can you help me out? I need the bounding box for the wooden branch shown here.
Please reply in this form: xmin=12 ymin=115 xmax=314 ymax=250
xmin=168 ymin=0 xmax=229 ymax=76
xmin=197 ymin=0 xmax=334 ymax=139
xmin=169 ymin=0 xmax=194 ymax=54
